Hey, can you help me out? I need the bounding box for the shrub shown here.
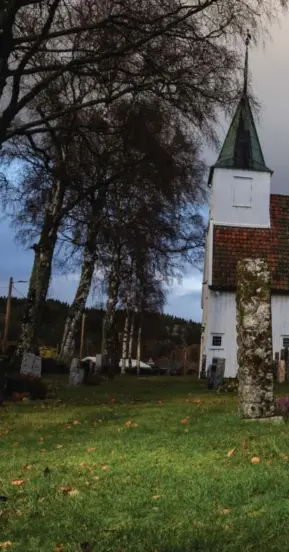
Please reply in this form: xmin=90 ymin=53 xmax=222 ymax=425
xmin=84 ymin=374 xmax=101 ymax=386
xmin=39 ymin=347 xmax=58 ymax=359
xmin=4 ymin=373 xmax=47 ymax=401
xmin=275 ymin=397 xmax=289 ymax=416
xmin=217 ymin=378 xmax=238 ymax=394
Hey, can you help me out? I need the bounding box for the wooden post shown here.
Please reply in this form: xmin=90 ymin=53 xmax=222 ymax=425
xmin=2 ymin=277 xmax=13 ymax=353
xmin=79 ymin=313 xmax=86 ymax=360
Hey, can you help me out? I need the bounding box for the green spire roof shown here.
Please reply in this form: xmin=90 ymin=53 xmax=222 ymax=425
xmin=209 ymin=32 xmax=273 ymax=184
xmin=214 ymin=95 xmax=272 ymax=174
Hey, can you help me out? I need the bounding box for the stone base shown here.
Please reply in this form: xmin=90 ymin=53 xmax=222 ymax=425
xmin=244 ymin=416 xmax=284 ymax=424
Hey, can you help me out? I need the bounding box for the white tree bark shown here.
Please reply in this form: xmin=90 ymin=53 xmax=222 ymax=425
xmin=16 ymin=177 xmax=65 ymax=359
xmin=136 ymin=321 xmax=142 ymax=376
xmin=121 ymin=313 xmax=129 ymax=375
xmin=128 ymin=308 xmax=135 ymax=370
xmin=101 ymin=250 xmax=121 ymax=369
xmin=59 ymin=221 xmax=98 ymax=363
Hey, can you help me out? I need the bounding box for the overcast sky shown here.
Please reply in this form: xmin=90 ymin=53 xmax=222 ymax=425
xmin=1 ymin=14 xmax=289 ymax=321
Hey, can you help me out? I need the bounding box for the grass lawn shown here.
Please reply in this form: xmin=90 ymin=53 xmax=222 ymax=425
xmin=1 ymin=376 xmax=289 ymax=551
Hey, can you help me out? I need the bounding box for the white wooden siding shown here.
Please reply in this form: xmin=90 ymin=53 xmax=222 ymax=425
xmin=210 ymin=168 xmax=271 ymax=228
xmin=271 ymin=296 xmax=289 ymax=355
xmin=204 ymin=291 xmax=238 ymax=378
xmin=201 ymin=293 xmax=289 ymax=379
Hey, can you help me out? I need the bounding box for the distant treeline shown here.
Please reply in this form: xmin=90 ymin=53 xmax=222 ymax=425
xmin=0 ymin=297 xmax=201 ymax=359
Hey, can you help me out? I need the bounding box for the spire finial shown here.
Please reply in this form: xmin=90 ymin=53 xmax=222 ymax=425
xmin=243 ymin=29 xmax=251 ymax=96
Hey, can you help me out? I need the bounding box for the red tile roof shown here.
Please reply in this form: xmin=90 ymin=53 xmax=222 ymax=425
xmin=212 ymin=195 xmax=289 ymax=292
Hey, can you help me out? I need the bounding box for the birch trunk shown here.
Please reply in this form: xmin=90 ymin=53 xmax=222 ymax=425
xmin=16 ymin=178 xmax=65 ymax=358
xmin=128 ymin=308 xmax=135 ymax=370
xmin=59 ymin=221 xmax=98 ymax=364
xmin=136 ymin=320 xmax=142 ymax=376
xmin=102 ymin=252 xmax=121 ymax=371
xmin=121 ymin=312 xmax=130 ymax=375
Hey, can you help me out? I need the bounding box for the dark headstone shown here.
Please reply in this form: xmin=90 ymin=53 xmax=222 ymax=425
xmin=207 ymin=357 xmax=225 ymax=390
xmin=200 ymin=354 xmax=207 ymax=379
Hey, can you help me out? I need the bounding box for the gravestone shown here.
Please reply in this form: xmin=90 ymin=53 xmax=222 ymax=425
xmin=207 ymin=357 xmax=225 ymax=390
xmin=215 ymin=358 xmax=225 ymax=389
xmin=69 ymin=358 xmax=84 ymax=386
xmin=278 ymin=360 xmax=286 ymax=383
xmin=200 ymin=354 xmax=207 ymax=379
xmin=236 ymin=258 xmax=274 ymax=419
xmin=21 ymin=352 xmax=42 ymax=378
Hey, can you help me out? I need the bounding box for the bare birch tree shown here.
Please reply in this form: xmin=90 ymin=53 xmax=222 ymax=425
xmin=1 ymin=0 xmax=285 ymax=145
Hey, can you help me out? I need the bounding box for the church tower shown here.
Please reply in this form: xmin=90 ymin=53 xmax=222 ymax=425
xmin=199 ymin=33 xmax=273 ymax=379
xmin=209 ymin=33 xmax=272 ymax=228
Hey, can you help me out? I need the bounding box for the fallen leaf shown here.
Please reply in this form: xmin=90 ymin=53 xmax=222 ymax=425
xmin=152 ymin=495 xmax=161 ymax=500
xmin=92 ymin=476 xmax=100 ymax=481
xmin=0 ymin=542 xmax=12 ymax=549
xmin=13 ymin=442 xmax=19 ymax=446
xmin=124 ymin=421 xmax=133 ymax=427
xmin=222 ymin=509 xmax=231 ymax=515
xmin=54 ymin=545 xmax=64 ymax=552
xmin=241 ymin=441 xmax=246 ymax=448
xmin=101 ymin=466 xmax=109 ymax=471
xmin=23 ymin=464 xmax=33 ymax=470
xmin=68 ymin=489 xmax=79 ymax=497
xmin=227 ymin=449 xmax=235 ymax=458
xmin=80 ymin=462 xmax=90 ymax=469
xmin=73 ymin=420 xmax=80 ymax=425
xmin=58 ymin=486 xmax=72 ymax=493
xmin=40 ymin=449 xmax=47 ymax=454
xmin=63 ymin=424 xmax=71 ymax=429
xmin=56 ymin=444 xmax=63 ymax=449
xmin=111 ymin=398 xmax=116 ymax=403
xmin=266 ymin=460 xmax=271 ymax=465
xmin=180 ymin=417 xmax=190 ymax=424
xmin=11 ymin=479 xmax=24 ymax=486
xmin=86 ymin=448 xmax=96 ymax=452
xmin=131 ymin=423 xmax=138 ymax=428
xmin=251 ymin=457 xmax=261 ymax=464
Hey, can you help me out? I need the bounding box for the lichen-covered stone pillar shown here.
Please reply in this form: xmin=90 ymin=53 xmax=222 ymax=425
xmin=236 ymin=258 xmax=274 ymax=419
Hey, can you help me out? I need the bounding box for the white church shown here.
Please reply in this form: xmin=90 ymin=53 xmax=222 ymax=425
xmin=199 ymin=44 xmax=289 ymax=379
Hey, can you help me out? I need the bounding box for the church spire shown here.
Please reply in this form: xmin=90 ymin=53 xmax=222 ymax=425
xmin=243 ymin=30 xmax=251 ymax=96
xmin=210 ymin=31 xmax=272 ymax=179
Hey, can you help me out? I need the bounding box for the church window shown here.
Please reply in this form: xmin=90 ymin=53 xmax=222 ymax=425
xmin=212 ymin=335 xmax=222 ymax=347
xmin=232 ymin=177 xmax=252 ymax=208
xmin=283 ymin=336 xmax=289 ymax=349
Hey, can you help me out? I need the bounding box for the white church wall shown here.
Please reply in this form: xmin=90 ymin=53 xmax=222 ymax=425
xmin=271 ymin=295 xmax=289 ymax=355
xmin=204 ymin=291 xmax=238 ymax=378
xmin=210 ymin=168 xmax=271 ymax=228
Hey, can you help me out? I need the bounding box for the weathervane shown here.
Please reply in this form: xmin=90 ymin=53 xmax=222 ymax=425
xmin=243 ymin=29 xmax=252 ymax=96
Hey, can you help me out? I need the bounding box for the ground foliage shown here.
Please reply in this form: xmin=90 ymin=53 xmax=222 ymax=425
xmin=0 ymin=377 xmax=289 ymax=551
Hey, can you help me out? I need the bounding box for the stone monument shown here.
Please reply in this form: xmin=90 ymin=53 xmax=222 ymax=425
xmin=236 ymin=259 xmax=275 ymax=419
xmin=69 ymin=358 xmax=84 ymax=386
xmin=21 ymin=352 xmax=42 ymax=378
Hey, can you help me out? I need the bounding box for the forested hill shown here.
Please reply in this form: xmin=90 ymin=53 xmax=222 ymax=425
xmin=0 ymin=297 xmax=201 ymax=358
